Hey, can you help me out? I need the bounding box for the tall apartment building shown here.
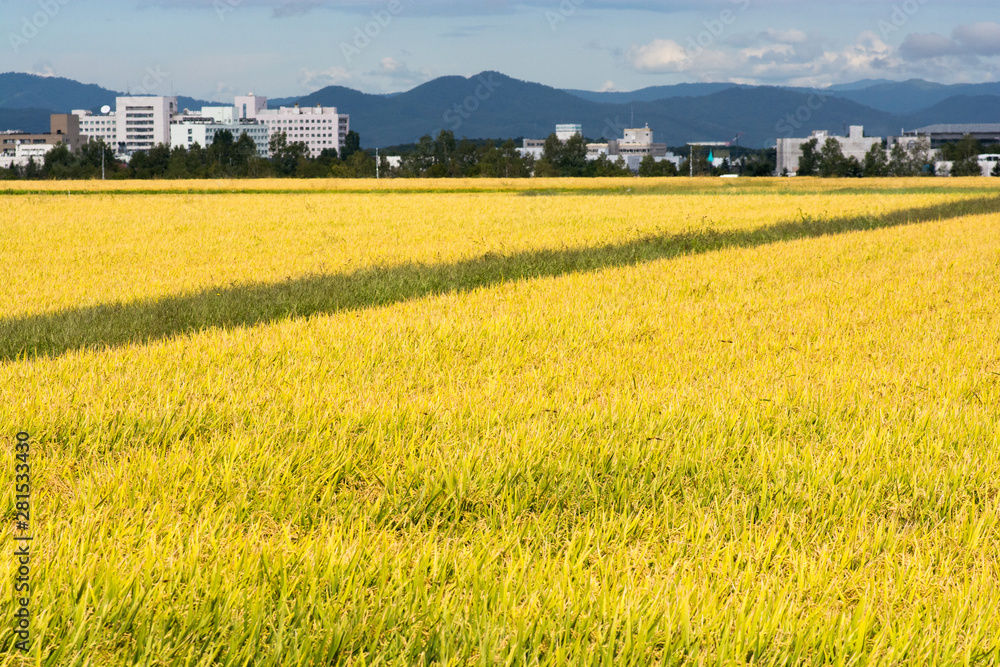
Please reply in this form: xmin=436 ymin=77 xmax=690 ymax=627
xmin=75 ymin=96 xmax=178 ymax=154
xmin=234 ymin=94 xmax=349 ymax=157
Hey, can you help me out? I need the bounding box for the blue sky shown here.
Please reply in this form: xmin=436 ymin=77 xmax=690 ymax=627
xmin=2 ymin=0 xmax=999 ymax=100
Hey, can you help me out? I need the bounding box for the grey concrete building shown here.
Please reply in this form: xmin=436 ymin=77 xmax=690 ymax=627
xmin=776 ymin=126 xmax=882 ymax=175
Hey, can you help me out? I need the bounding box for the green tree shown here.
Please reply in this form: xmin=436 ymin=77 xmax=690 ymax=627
xmin=941 ymin=134 xmax=982 ymax=161
xmin=331 ymin=150 xmax=376 ymax=178
xmin=532 ymin=158 xmax=557 ymax=177
xmin=888 ymin=143 xmax=918 ymax=177
xmin=797 ymin=138 xmax=819 ymax=176
xmin=638 ymin=155 xmax=659 ymax=177
xmin=341 ymin=130 xmax=361 ymax=161
xmin=539 ymin=133 xmax=564 ymax=176
xmin=680 ymin=152 xmax=711 ymax=177
xmin=818 ymin=138 xmax=847 ymax=177
xmin=24 ymin=157 xmax=40 ymax=179
xmin=453 ymin=138 xmax=478 ymax=177
xmin=951 ymin=156 xmax=983 ymax=177
xmin=862 ymin=143 xmax=889 ymax=177
xmin=129 ymin=144 xmax=171 ymax=179
xmin=585 ymin=154 xmax=631 ymax=177
xmin=166 ymin=146 xmax=192 ymax=179
xmin=941 ymin=134 xmax=982 ymax=177
xmin=316 ymin=147 xmax=339 ymax=166
xmin=269 ymin=131 xmax=310 ymax=177
xmin=42 ymin=143 xmax=75 ymax=178
xmin=558 ymin=134 xmax=588 ymax=177
xmin=488 ymin=139 xmax=532 ymax=178
xmin=638 ymin=155 xmax=678 ymax=177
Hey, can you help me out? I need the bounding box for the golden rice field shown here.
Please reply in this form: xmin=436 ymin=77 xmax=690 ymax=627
xmin=1 ymin=177 xmax=1000 ymax=666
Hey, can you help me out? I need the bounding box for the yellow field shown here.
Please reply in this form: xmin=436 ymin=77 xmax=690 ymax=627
xmin=1 ymin=178 xmax=999 ymax=665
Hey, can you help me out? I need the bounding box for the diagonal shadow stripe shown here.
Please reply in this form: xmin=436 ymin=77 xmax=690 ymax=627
xmin=3 ymin=195 xmax=998 ymax=362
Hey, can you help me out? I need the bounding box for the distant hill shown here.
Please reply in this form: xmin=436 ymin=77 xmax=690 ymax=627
xmin=0 ymin=72 xmax=220 ymax=113
xmin=903 ymin=95 xmax=1000 ymax=129
xmin=2 ymin=71 xmax=998 ymax=148
xmin=563 ymin=83 xmax=739 ymax=104
xmin=826 ymin=79 xmax=899 ymax=92
xmin=297 ymin=72 xmax=609 ymax=146
xmin=827 ymin=79 xmax=1000 ymax=115
xmin=294 ymin=74 xmax=902 ymax=148
xmin=0 ymin=107 xmax=57 ymax=133
xmin=563 ymin=78 xmax=1000 ymax=116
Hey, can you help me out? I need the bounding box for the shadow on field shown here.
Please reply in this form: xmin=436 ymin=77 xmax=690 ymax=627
xmin=3 ymin=195 xmax=999 ymax=361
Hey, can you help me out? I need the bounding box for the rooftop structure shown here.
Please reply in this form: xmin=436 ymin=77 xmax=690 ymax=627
xmin=896 ymin=123 xmax=1000 ymax=149
xmin=608 ymin=125 xmax=668 ymax=158
xmin=555 ymin=124 xmax=582 ymax=142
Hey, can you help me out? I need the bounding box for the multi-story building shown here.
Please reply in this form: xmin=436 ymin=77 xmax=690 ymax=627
xmin=776 ymin=126 xmax=882 ymax=175
xmin=118 ymin=96 xmax=177 ymax=153
xmin=74 ymin=109 xmax=117 ymax=145
xmin=0 ymin=114 xmax=83 ymax=157
xmin=234 ymin=94 xmax=348 ymax=157
xmin=607 ymin=125 xmax=669 ymax=158
xmin=169 ymin=118 xmax=270 ymax=157
xmin=520 ymin=123 xmax=678 ymax=172
xmin=894 ymin=123 xmax=1000 ymax=149
xmin=0 ymin=142 xmax=57 ymax=169
xmin=555 ymin=124 xmax=582 ymax=142
xmin=521 ymin=124 xmax=583 ymax=160
xmin=75 ymin=96 xmax=178 ymax=155
xmin=74 ymin=94 xmax=350 ymax=159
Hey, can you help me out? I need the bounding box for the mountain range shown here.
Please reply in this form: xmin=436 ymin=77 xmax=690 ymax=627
xmin=2 ymin=71 xmax=998 ymax=149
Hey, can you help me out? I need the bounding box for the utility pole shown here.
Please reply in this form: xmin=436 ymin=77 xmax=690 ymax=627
xmin=376 ymin=147 xmax=380 ymax=179
xmin=102 ymin=142 xmax=106 ymax=180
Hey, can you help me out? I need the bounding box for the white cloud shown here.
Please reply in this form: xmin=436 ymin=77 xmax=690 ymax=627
xmin=899 ymin=33 xmax=961 ymax=60
xmin=762 ymin=28 xmax=809 ymax=44
xmin=952 ymin=22 xmax=1000 ymax=56
xmin=371 ymin=56 xmax=432 ymax=82
xmin=899 ymin=22 xmax=1000 ymax=70
xmin=298 ymin=66 xmax=353 ymax=89
xmin=626 ymin=39 xmax=692 ymax=72
xmin=623 ymin=29 xmax=985 ymax=87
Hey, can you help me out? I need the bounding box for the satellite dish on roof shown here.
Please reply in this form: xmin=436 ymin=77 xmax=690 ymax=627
xmin=100 ymin=105 xmax=111 ymax=114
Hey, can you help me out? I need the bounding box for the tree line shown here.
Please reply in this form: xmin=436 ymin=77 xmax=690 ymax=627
xmin=794 ymin=134 xmax=1000 ymax=178
xmin=3 ymin=128 xmax=997 ymax=180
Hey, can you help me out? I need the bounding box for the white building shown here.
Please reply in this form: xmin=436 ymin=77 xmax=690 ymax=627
xmin=74 ymin=96 xmax=178 ymax=155
xmin=0 ymin=142 xmax=56 ymax=169
xmin=170 ymin=119 xmax=270 ymax=157
xmin=234 ymin=94 xmax=349 ymax=157
xmin=555 ymin=124 xmax=582 ymax=142
xmin=777 ymin=126 xmax=882 ymax=175
xmin=521 ymin=123 xmax=678 ymax=172
xmin=608 ymin=125 xmax=669 ymax=158
xmin=978 ymin=154 xmax=1000 ymax=176
xmin=521 ymin=124 xmax=583 ymax=160
xmin=119 ymin=97 xmax=177 ymax=153
xmin=74 ymin=110 xmax=118 ymax=145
